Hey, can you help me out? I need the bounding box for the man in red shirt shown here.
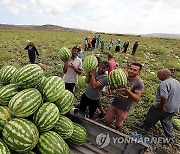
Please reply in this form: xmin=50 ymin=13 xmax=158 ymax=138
xmin=107 ymin=53 xmax=116 ymax=96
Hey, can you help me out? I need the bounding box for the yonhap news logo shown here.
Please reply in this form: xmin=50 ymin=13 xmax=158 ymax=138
xmin=96 ymin=132 xmax=110 ymax=148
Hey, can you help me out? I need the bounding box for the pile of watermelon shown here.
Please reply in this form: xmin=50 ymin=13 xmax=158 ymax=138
xmin=0 ymin=64 xmax=88 ymax=154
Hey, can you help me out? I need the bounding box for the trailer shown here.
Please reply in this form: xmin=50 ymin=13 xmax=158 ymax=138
xmin=67 ymin=112 xmax=151 ymax=154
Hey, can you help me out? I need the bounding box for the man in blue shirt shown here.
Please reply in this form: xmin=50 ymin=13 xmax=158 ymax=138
xmin=141 ymin=69 xmax=180 ymax=143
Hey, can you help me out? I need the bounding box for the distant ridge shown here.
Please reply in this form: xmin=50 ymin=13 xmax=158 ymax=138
xmin=0 ymin=24 xmax=94 ymax=33
xmin=0 ymin=24 xmax=180 ymax=39
xmin=142 ymin=33 xmax=180 ymax=39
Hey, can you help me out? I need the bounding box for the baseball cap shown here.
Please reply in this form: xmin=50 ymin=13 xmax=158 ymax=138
xmin=101 ymin=61 xmax=110 ymax=68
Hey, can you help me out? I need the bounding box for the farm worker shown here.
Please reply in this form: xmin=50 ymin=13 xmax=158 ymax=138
xmin=87 ymin=36 xmax=92 ymax=50
xmin=141 ymin=69 xmax=180 ymax=144
xmin=77 ymin=45 xmax=83 ymax=59
xmin=24 ymin=41 xmax=39 ymax=64
xmin=84 ymin=38 xmax=88 ymax=51
xmin=105 ymin=62 xmax=144 ymax=130
xmin=122 ymin=41 xmax=129 ymax=53
xmin=100 ymin=40 xmax=105 ymax=52
xmin=63 ymin=45 xmax=82 ymax=93
xmin=132 ymin=41 xmax=139 ymax=55
xmin=78 ymin=61 xmax=110 ymax=119
xmin=91 ymin=36 xmax=96 ymax=49
xmin=96 ymin=35 xmax=101 ymax=48
xmin=107 ymin=53 xmax=116 ymax=96
xmin=115 ymin=39 xmax=121 ymax=52
xmin=108 ymin=39 xmax=114 ymax=50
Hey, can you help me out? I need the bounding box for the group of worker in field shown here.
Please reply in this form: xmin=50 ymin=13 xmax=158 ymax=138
xmin=24 ymin=40 xmax=180 ymax=147
xmin=84 ymin=35 xmax=139 ymax=55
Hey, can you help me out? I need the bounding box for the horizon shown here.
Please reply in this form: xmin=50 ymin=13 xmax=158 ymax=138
xmin=0 ymin=0 xmax=180 ymax=35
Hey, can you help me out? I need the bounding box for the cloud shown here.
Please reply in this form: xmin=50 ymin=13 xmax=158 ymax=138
xmin=0 ymin=0 xmax=180 ymax=34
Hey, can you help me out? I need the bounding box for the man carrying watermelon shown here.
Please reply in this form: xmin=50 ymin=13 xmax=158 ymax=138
xmin=79 ymin=61 xmax=110 ymax=119
xmin=105 ymin=63 xmax=144 ymax=130
xmin=141 ymin=69 xmax=180 ymax=145
xmin=63 ymin=46 xmax=82 ymax=93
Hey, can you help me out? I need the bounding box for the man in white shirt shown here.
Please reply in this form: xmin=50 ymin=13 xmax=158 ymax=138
xmin=63 ymin=46 xmax=82 ymax=93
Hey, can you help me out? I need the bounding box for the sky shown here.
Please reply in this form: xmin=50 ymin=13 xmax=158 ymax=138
xmin=0 ymin=0 xmax=180 ymax=34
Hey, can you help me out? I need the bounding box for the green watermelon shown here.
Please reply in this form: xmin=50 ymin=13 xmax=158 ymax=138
xmin=36 ymin=75 xmax=47 ymax=91
xmin=83 ymin=55 xmax=98 ymax=73
xmin=12 ymin=64 xmax=43 ymax=89
xmin=0 ymin=84 xmax=19 ymax=106
xmin=108 ymin=69 xmax=127 ymax=89
xmin=0 ymin=65 xmax=17 ymax=85
xmin=67 ymin=122 xmax=88 ymax=145
xmin=2 ymin=118 xmax=39 ymax=153
xmin=55 ymin=90 xmax=75 ymax=115
xmin=33 ymin=102 xmax=59 ymax=132
xmin=37 ymin=131 xmax=70 ymax=154
xmin=172 ymin=118 xmax=180 ymax=130
xmin=59 ymin=47 xmax=71 ymax=61
xmin=0 ymin=83 xmax=3 ymax=88
xmin=8 ymin=88 xmax=42 ymax=118
xmin=0 ymin=106 xmax=12 ymax=131
xmin=53 ymin=115 xmax=74 ymax=139
xmin=41 ymin=76 xmax=65 ymax=102
xmin=0 ymin=139 xmax=10 ymax=154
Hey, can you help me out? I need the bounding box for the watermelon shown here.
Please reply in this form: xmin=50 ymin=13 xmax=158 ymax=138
xmin=0 ymin=83 xmax=3 ymax=88
xmin=0 ymin=139 xmax=10 ymax=154
xmin=0 ymin=106 xmax=12 ymax=131
xmin=67 ymin=122 xmax=88 ymax=145
xmin=83 ymin=55 xmax=98 ymax=73
xmin=33 ymin=102 xmax=59 ymax=132
xmin=0 ymin=65 xmax=17 ymax=85
xmin=37 ymin=131 xmax=70 ymax=154
xmin=41 ymin=76 xmax=65 ymax=102
xmin=59 ymin=47 xmax=71 ymax=61
xmin=36 ymin=75 xmax=47 ymax=91
xmin=2 ymin=118 xmax=39 ymax=153
xmin=172 ymin=118 xmax=180 ymax=130
xmin=53 ymin=115 xmax=74 ymax=139
xmin=12 ymin=64 xmax=43 ymax=89
xmin=0 ymin=84 xmax=19 ymax=106
xmin=8 ymin=88 xmax=42 ymax=118
xmin=108 ymin=69 xmax=127 ymax=89
xmin=55 ymin=90 xmax=75 ymax=115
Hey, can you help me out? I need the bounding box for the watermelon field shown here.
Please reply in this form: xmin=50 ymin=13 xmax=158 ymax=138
xmin=0 ymin=28 xmax=180 ymax=153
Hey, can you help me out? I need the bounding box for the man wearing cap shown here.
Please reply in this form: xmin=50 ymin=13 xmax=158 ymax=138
xmin=63 ymin=46 xmax=82 ymax=93
xmin=79 ymin=61 xmax=110 ymax=119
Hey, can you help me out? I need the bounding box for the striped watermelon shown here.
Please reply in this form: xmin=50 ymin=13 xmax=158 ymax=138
xmin=83 ymin=55 xmax=98 ymax=73
xmin=67 ymin=122 xmax=87 ymax=145
xmin=0 ymin=106 xmax=12 ymax=131
xmin=36 ymin=75 xmax=47 ymax=91
xmin=0 ymin=84 xmax=19 ymax=106
xmin=13 ymin=64 xmax=43 ymax=89
xmin=0 ymin=65 xmax=17 ymax=85
xmin=55 ymin=90 xmax=75 ymax=115
xmin=172 ymin=118 xmax=180 ymax=130
xmin=53 ymin=115 xmax=74 ymax=139
xmin=2 ymin=118 xmax=39 ymax=153
xmin=108 ymin=69 xmax=127 ymax=88
xmin=0 ymin=83 xmax=3 ymax=88
xmin=8 ymin=88 xmax=42 ymax=118
xmin=41 ymin=76 xmax=65 ymax=102
xmin=37 ymin=131 xmax=70 ymax=154
xmin=59 ymin=47 xmax=71 ymax=61
xmin=33 ymin=102 xmax=59 ymax=132
xmin=0 ymin=139 xmax=10 ymax=154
